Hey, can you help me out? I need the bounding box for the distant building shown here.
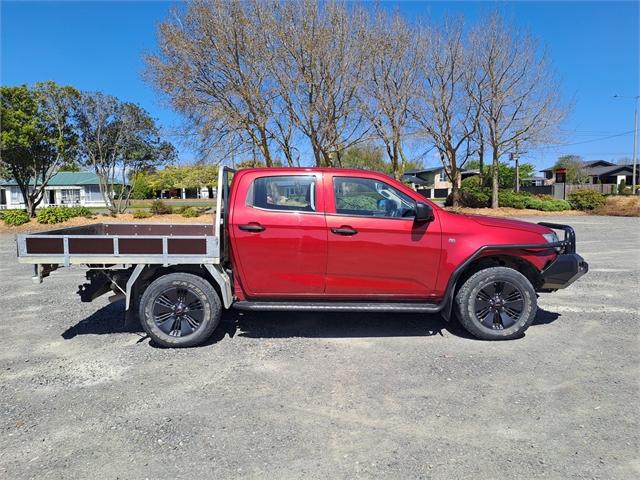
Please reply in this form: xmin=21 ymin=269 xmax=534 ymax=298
xmin=540 ymin=160 xmax=638 ymax=185
xmin=0 ymin=171 xmax=118 ymax=209
xmin=402 ymin=166 xmax=479 ymax=198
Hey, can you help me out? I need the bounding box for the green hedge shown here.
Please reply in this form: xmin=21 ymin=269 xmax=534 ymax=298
xmin=180 ymin=207 xmax=201 ymax=218
xmin=150 ymin=200 xmax=173 ymax=215
xmin=36 ymin=206 xmax=95 ymax=224
xmin=2 ymin=209 xmax=30 ymax=226
xmin=132 ymin=209 xmax=153 ymax=219
xmin=37 ymin=207 xmax=73 ymax=224
xmin=336 ymin=194 xmax=379 ymax=211
xmin=568 ymin=189 xmax=606 ymax=211
xmin=447 ymin=183 xmax=572 ymax=212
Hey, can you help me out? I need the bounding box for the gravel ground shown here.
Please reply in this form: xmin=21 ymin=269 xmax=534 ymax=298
xmin=0 ymin=215 xmax=638 ymax=479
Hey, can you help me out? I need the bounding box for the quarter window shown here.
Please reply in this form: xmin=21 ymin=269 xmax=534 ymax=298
xmin=247 ymin=175 xmax=316 ymax=212
xmin=333 ymin=177 xmax=416 ymax=218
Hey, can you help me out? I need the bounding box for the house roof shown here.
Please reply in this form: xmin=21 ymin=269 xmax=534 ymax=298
xmin=0 ymin=171 xmax=116 ymax=187
xmin=403 ymin=166 xmax=450 ymax=177
xmin=540 ymin=160 xmax=617 ymax=173
xmin=402 ymin=166 xmax=478 ymax=185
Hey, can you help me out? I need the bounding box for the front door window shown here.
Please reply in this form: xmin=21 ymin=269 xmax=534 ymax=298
xmin=333 ymin=176 xmax=415 ymax=218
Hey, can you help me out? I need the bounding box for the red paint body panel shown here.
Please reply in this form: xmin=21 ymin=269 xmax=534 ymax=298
xmin=227 ymin=168 xmax=558 ymax=302
xmin=322 ymin=171 xmax=442 ymax=298
xmin=229 ymin=171 xmax=328 ymax=297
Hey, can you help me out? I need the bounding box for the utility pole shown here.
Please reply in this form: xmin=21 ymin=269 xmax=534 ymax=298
xmin=614 ymin=94 xmax=639 ymax=193
xmin=633 ymin=97 xmax=638 ymax=193
xmin=510 ymin=141 xmax=521 ymax=192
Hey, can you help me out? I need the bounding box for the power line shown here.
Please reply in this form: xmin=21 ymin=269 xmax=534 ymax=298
xmin=555 ymin=130 xmax=633 ymax=147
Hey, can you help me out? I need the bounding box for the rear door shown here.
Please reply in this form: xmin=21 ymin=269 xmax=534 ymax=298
xmin=324 ymin=174 xmax=442 ymax=299
xmin=230 ymin=171 xmax=327 ymax=297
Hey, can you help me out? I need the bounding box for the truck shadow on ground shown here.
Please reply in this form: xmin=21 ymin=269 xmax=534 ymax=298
xmin=61 ymin=300 xmax=561 ymax=345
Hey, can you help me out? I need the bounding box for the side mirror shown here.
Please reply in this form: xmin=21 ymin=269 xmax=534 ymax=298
xmin=414 ymin=202 xmax=434 ymax=222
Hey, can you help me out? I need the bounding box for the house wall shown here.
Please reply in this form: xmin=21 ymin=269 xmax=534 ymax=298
xmin=0 ymin=185 xmax=108 ymax=209
xmin=433 ymin=171 xmax=454 ymax=189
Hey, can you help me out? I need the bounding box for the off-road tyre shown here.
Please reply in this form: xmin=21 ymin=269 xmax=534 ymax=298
xmin=454 ymin=267 xmax=537 ymax=340
xmin=139 ymin=272 xmax=221 ymax=348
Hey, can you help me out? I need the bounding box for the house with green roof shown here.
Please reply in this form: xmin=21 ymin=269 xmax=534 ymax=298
xmin=0 ymin=171 xmax=119 ymax=209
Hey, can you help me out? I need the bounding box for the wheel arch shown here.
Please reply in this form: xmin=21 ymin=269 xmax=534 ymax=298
xmin=126 ymin=264 xmax=232 ymax=312
xmin=440 ymin=253 xmax=542 ymax=322
xmin=455 ymin=254 xmax=543 ymax=294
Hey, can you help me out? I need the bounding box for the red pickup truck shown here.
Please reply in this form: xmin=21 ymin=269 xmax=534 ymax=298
xmin=17 ymin=167 xmax=588 ymax=347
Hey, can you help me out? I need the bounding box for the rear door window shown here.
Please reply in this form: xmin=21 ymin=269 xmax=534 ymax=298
xmin=246 ymin=175 xmax=316 ymax=212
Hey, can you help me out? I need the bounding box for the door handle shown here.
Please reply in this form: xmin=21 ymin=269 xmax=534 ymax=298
xmin=331 ymin=227 xmax=358 ymax=236
xmin=239 ymin=224 xmax=266 ymax=232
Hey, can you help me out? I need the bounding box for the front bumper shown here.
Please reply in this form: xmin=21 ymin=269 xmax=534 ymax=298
xmin=540 ymin=253 xmax=589 ymax=290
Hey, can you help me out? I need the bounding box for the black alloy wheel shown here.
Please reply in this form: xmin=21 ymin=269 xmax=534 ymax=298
xmin=139 ymin=272 xmax=221 ymax=348
xmin=153 ymin=286 xmax=205 ymax=338
xmin=474 ymin=281 xmax=524 ymax=330
xmin=454 ymin=266 xmax=537 ymax=340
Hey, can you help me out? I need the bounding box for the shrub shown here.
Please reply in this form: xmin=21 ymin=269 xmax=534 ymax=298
xmin=498 ymin=190 xmax=531 ymax=209
xmin=446 ymin=177 xmax=491 ymax=207
xmin=180 ymin=207 xmax=201 ymax=218
xmin=150 ymin=200 xmax=173 ymax=215
xmin=37 ymin=206 xmax=73 ymax=224
xmin=2 ymin=209 xmax=30 ymax=226
xmin=568 ymin=189 xmax=606 ymax=211
xmin=617 ymin=180 xmax=630 ymax=195
xmin=132 ymin=209 xmax=153 ymax=219
xmin=65 ymin=206 xmax=94 ymax=218
xmin=536 ymin=199 xmax=572 ymax=211
xmin=336 ymin=194 xmax=379 ymax=211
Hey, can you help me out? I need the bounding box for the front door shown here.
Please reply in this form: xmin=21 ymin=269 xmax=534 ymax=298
xmin=325 ymin=174 xmax=442 ymax=299
xmin=230 ymin=172 xmax=327 ymax=297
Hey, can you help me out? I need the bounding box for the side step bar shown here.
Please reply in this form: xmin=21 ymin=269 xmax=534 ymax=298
xmin=233 ymin=301 xmax=443 ymax=313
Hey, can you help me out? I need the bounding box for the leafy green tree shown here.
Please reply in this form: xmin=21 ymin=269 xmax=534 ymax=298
xmin=129 ymin=171 xmax=155 ymax=199
xmin=1 ymin=82 xmax=78 ymax=216
xmin=341 ymin=146 xmax=389 ymax=173
xmin=146 ymin=164 xmax=219 ymax=197
xmin=74 ymin=92 xmax=176 ymax=213
xmin=466 ymin=160 xmax=534 ymax=189
xmin=340 ymin=145 xmax=423 ymax=177
xmin=553 ymin=155 xmax=588 ymax=184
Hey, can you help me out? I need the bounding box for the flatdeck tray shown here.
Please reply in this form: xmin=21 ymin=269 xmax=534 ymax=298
xmin=16 ymin=223 xmax=219 ymax=266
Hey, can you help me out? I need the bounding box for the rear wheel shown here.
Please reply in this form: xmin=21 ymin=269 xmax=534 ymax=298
xmin=139 ymin=273 xmax=221 ymax=348
xmin=454 ymin=267 xmax=537 ymax=340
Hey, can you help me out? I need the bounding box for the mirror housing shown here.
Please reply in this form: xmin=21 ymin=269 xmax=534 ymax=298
xmin=414 ymin=202 xmax=434 ymax=222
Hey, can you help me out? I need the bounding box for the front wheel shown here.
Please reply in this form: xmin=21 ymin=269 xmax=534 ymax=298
xmin=139 ymin=272 xmax=221 ymax=348
xmin=454 ymin=267 xmax=537 ymax=340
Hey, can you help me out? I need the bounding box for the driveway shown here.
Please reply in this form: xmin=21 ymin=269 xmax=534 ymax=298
xmin=0 ymin=215 xmax=638 ymax=479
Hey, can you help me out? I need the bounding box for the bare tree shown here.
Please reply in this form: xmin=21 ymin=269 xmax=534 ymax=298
xmin=146 ymin=0 xmax=281 ymax=166
xmin=414 ymin=18 xmax=477 ymax=206
xmin=470 ymin=13 xmax=568 ymax=208
xmin=268 ymin=0 xmax=369 ymax=166
xmin=359 ymin=10 xmax=421 ymax=178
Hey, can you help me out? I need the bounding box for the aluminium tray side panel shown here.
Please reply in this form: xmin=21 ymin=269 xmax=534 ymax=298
xmin=16 ymin=223 xmax=219 ymax=265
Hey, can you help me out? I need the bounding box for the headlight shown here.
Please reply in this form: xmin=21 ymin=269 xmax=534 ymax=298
xmin=543 ymin=232 xmax=562 ymax=251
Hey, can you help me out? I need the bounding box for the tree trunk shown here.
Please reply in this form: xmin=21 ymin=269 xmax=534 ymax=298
xmin=450 ymin=168 xmax=462 ymax=208
xmin=392 ymin=142 xmax=400 ymax=180
xmin=478 ymin=141 xmax=485 ymax=186
xmin=27 ymin=196 xmax=36 ymax=218
xmin=259 ymin=129 xmax=273 ymax=167
xmin=491 ymin=150 xmax=500 ymax=209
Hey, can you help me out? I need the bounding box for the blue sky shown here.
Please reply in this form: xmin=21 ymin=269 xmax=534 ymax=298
xmin=1 ymin=1 xmax=638 ymax=172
